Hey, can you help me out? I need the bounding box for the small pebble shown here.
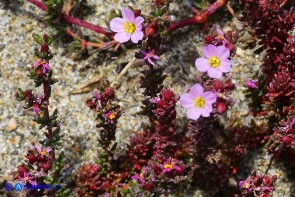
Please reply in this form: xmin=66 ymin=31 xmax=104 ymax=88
xmin=7 ymin=118 xmax=17 ymax=131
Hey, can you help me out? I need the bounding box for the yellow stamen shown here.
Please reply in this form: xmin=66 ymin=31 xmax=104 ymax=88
xmin=124 ymin=22 xmax=136 ymax=33
xmin=219 ymin=35 xmax=224 ymax=40
xmin=164 ymin=163 xmax=173 ymax=169
xmin=109 ymin=113 xmax=116 ymax=119
xmin=140 ymin=173 xmax=144 ymax=179
xmin=208 ymin=56 xmax=221 ymax=68
xmin=194 ymin=96 xmax=205 ymax=108
xmin=41 ymin=149 xmax=47 ymax=155
xmin=244 ymin=182 xmax=250 ymax=188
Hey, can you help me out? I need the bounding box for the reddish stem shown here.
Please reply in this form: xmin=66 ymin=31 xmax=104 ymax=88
xmin=62 ymin=15 xmax=114 ymax=38
xmin=43 ymin=82 xmax=55 ymax=161
xmin=27 ymin=0 xmax=48 ymax=11
xmin=26 ymin=0 xmax=114 ymax=39
xmin=167 ymin=0 xmax=228 ymax=32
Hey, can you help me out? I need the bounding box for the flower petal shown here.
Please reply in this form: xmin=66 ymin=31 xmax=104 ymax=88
xmin=203 ymin=44 xmax=217 ymax=58
xmin=187 ymin=108 xmax=201 ymax=120
xmin=180 ymin=93 xmax=194 ymax=108
xmin=110 ymin=17 xmax=125 ymax=32
xmin=208 ymin=68 xmax=223 ymax=79
xmin=134 ymin=16 xmax=144 ymax=26
xmin=130 ymin=31 xmax=143 ymax=43
xmin=35 ymin=146 xmax=41 ymax=153
xmin=195 ymin=57 xmax=210 ymax=72
xmin=46 ymin=147 xmax=52 ymax=152
xmin=114 ymin=32 xmax=130 ymax=43
xmin=189 ymin=83 xmax=204 ymax=96
xmin=203 ymin=91 xmax=217 ymax=103
xmin=201 ymin=108 xmax=211 ymax=117
xmin=218 ymin=59 xmax=231 ymax=72
xmin=122 ymin=8 xmax=134 ymax=22
xmin=216 ymin=28 xmax=224 ymax=36
xmin=217 ymin=45 xmax=230 ymax=59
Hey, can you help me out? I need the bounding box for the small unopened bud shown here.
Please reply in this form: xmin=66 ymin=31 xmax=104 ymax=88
xmin=41 ymin=43 xmax=49 ymax=52
xmin=213 ymin=80 xmax=224 ymax=91
xmin=282 ymin=136 xmax=292 ymax=144
xmin=217 ymin=102 xmax=227 ymax=114
xmin=104 ymin=87 xmax=115 ymax=99
xmin=145 ymin=20 xmax=158 ymax=37
xmin=42 ymin=163 xmax=52 ymax=172
xmin=37 ymin=69 xmax=45 ymax=78
xmin=27 ymin=154 xmax=38 ymax=164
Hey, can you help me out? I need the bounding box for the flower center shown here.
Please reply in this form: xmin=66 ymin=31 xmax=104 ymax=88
xmin=139 ymin=173 xmax=144 ymax=179
xmin=164 ymin=163 xmax=173 ymax=170
xmin=41 ymin=149 xmax=47 ymax=155
xmin=219 ymin=35 xmax=224 ymax=40
xmin=208 ymin=56 xmax=221 ymax=68
xmin=244 ymin=182 xmax=250 ymax=189
xmin=194 ymin=96 xmax=205 ymax=108
xmin=124 ymin=22 xmax=136 ymax=33
xmin=109 ymin=113 xmax=116 ymax=119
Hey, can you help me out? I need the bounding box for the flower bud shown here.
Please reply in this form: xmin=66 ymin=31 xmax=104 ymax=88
xmin=145 ymin=21 xmax=158 ymax=37
xmin=26 ymin=154 xmax=38 ymax=164
xmin=104 ymin=87 xmax=115 ymax=99
xmin=217 ymin=102 xmax=227 ymax=114
xmin=213 ymin=80 xmax=224 ymax=91
xmin=41 ymin=43 xmax=49 ymax=52
xmin=282 ymin=136 xmax=292 ymax=144
xmin=37 ymin=69 xmax=45 ymax=78
xmin=17 ymin=165 xmax=27 ymax=176
xmin=42 ymin=163 xmax=52 ymax=172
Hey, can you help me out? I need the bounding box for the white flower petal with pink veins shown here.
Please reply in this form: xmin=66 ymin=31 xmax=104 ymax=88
xmin=114 ymin=32 xmax=131 ymax=43
xmin=110 ymin=17 xmax=125 ymax=32
xmin=131 ymin=31 xmax=143 ymax=43
xmin=187 ymin=108 xmax=201 ymax=120
xmin=122 ymin=8 xmax=135 ymax=22
xmin=195 ymin=57 xmax=210 ymax=72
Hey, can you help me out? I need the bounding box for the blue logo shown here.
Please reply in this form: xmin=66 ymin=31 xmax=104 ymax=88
xmin=14 ymin=183 xmax=23 ymax=191
xmin=5 ymin=183 xmax=13 ymax=192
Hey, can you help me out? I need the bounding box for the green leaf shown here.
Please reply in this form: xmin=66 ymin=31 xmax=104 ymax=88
xmin=33 ymin=34 xmax=43 ymax=45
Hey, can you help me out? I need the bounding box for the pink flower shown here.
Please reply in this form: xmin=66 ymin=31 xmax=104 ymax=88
xmin=106 ymin=112 xmax=117 ymax=123
xmin=180 ymin=83 xmax=217 ymax=120
xmin=93 ymin=89 xmax=101 ymax=100
xmin=239 ymin=180 xmax=253 ymax=192
xmin=246 ymin=79 xmax=258 ymax=89
xmin=215 ymin=28 xmax=229 ymax=45
xmin=131 ymin=167 xmax=148 ymax=183
xmin=149 ymin=97 xmax=160 ymax=104
xmin=36 ymin=146 xmax=52 ymax=158
xmin=19 ymin=172 xmax=37 ymax=186
xmin=33 ymin=103 xmax=41 ymax=116
xmin=195 ymin=44 xmax=231 ymax=79
xmin=110 ymin=8 xmax=144 ymax=43
xmin=142 ymin=50 xmax=160 ymax=66
xmin=34 ymin=58 xmax=50 ymax=73
xmin=161 ymin=157 xmax=181 ymax=173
